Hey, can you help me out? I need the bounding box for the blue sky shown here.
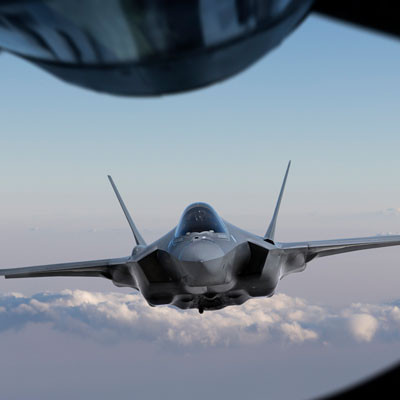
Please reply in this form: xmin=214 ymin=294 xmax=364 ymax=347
xmin=1 ymin=14 xmax=400 ymax=399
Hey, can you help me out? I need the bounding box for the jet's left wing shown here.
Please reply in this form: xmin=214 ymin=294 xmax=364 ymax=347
xmin=0 ymin=257 xmax=131 ymax=279
xmin=279 ymin=235 xmax=400 ymax=262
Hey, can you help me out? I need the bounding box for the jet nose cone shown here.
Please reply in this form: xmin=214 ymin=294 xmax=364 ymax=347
xmin=178 ymin=239 xmax=224 ymax=262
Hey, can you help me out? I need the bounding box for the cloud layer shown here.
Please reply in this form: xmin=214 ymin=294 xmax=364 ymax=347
xmin=0 ymin=290 xmax=400 ymax=347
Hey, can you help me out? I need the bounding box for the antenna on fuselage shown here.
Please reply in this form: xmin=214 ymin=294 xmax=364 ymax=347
xmin=264 ymin=161 xmax=291 ymax=242
xmin=107 ymin=175 xmax=146 ymax=246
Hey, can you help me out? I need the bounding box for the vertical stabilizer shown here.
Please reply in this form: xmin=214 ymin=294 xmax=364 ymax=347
xmin=107 ymin=175 xmax=146 ymax=246
xmin=264 ymin=161 xmax=291 ymax=242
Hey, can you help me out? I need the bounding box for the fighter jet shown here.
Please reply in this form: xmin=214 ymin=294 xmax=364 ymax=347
xmin=1 ymin=162 xmax=400 ymax=313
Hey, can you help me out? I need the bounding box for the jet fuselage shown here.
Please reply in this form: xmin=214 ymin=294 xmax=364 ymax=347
xmin=111 ymin=207 xmax=296 ymax=313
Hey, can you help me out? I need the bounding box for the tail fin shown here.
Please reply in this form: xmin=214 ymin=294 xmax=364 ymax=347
xmin=264 ymin=161 xmax=291 ymax=242
xmin=107 ymin=175 xmax=146 ymax=246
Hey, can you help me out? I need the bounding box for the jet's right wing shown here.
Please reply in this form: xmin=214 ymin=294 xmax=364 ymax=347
xmin=0 ymin=256 xmax=131 ymax=279
xmin=279 ymin=235 xmax=400 ymax=262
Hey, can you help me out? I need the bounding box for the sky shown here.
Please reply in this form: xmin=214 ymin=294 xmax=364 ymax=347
xmin=1 ymin=12 xmax=400 ymax=400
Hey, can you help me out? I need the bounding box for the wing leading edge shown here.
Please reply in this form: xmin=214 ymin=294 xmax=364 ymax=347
xmin=0 ymin=257 xmax=131 ymax=279
xmin=279 ymin=235 xmax=400 ymax=262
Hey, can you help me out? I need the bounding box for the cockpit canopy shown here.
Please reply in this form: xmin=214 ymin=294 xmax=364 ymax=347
xmin=175 ymin=203 xmax=228 ymax=238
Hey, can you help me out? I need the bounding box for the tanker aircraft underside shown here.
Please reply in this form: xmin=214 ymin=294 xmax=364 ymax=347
xmin=1 ymin=162 xmax=400 ymax=313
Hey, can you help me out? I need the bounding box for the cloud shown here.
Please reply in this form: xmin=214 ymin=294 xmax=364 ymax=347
xmin=348 ymin=314 xmax=378 ymax=342
xmin=280 ymin=322 xmax=318 ymax=343
xmin=0 ymin=290 xmax=400 ymax=347
xmin=379 ymin=208 xmax=400 ymax=217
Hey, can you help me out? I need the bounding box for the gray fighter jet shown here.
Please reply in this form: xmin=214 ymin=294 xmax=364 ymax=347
xmin=1 ymin=162 xmax=400 ymax=313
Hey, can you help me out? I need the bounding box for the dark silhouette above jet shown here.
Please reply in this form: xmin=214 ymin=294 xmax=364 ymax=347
xmin=1 ymin=162 xmax=400 ymax=314
xmin=0 ymin=1 xmax=399 ymax=96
